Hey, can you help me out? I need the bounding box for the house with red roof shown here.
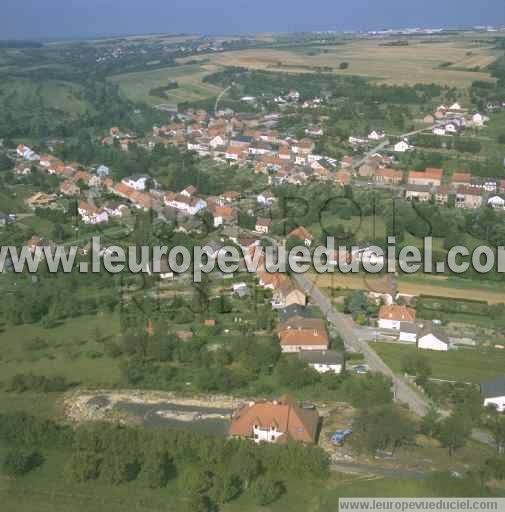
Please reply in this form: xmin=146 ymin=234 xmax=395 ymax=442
xmin=228 ymin=395 xmax=319 ymax=444
xmin=378 ymin=305 xmax=416 ymax=330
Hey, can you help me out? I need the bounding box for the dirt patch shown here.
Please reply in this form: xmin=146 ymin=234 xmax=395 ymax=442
xmin=63 ymin=389 xmax=244 ymax=426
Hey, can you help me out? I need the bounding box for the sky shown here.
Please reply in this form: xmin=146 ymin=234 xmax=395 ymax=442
xmin=1 ymin=0 xmax=505 ymax=40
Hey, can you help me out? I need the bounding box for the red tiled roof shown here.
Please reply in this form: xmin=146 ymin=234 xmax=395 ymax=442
xmin=379 ymin=305 xmax=416 ymax=322
xmin=289 ymin=226 xmax=314 ymax=242
xmin=228 ymin=396 xmax=319 ymax=444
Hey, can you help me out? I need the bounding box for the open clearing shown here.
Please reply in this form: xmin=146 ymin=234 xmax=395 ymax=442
xmin=202 ymin=37 xmax=499 ymax=86
xmin=309 ymin=273 xmax=505 ymax=304
xmin=372 ymin=342 xmax=505 ymax=383
xmin=110 ymin=62 xmax=223 ymax=105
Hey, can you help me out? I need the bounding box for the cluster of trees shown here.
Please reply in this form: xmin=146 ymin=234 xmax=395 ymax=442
xmin=353 ymin=404 xmax=416 ymax=454
xmin=8 ymin=373 xmax=73 ymax=393
xmin=0 ymin=272 xmax=118 ymax=326
xmin=414 ymin=134 xmax=482 ymax=154
xmin=0 ymin=412 xmax=328 ymax=509
xmin=354 ymin=402 xmax=479 ymax=458
xmin=344 ymin=290 xmax=379 ymax=325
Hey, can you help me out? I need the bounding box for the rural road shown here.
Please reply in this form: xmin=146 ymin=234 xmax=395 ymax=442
xmin=293 ymin=272 xmax=431 ymax=416
xmin=292 ymin=272 xmax=496 ymax=448
xmin=350 ymin=124 xmax=438 ymax=172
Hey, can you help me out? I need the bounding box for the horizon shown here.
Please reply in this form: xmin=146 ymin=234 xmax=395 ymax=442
xmin=2 ymin=0 xmax=505 ymax=40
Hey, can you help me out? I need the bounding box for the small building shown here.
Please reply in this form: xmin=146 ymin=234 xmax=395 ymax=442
xmin=393 ymin=140 xmax=410 ymax=153
xmin=481 ymin=376 xmax=505 ymax=412
xmin=488 ymin=195 xmax=505 ymax=210
xmin=399 ymin=322 xmax=417 ymax=343
xmin=405 ymin=185 xmax=432 ymax=202
xmin=417 ymin=322 xmax=449 ymax=352
xmin=299 ymin=350 xmax=344 ymax=374
xmin=255 ymin=217 xmax=272 ymax=234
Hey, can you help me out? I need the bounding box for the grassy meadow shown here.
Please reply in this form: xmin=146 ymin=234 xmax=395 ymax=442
xmin=372 ymin=342 xmax=505 ymax=383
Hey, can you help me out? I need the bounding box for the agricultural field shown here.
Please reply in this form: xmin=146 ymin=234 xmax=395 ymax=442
xmin=109 ymin=62 xmax=223 ymax=106
xmin=203 ymin=36 xmax=501 ymax=86
xmin=310 ymin=272 xmax=505 ymax=305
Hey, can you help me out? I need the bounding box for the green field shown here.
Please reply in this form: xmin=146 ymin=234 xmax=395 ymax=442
xmin=372 ymin=342 xmax=505 ymax=383
xmin=0 ymin=313 xmax=122 ymax=387
xmin=0 ymin=460 xmax=499 ymax=512
xmin=110 ymin=63 xmax=223 ymax=105
xmin=0 ymin=78 xmax=90 ymax=117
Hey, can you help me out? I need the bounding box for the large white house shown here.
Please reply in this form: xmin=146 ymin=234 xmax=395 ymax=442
xmin=121 ymin=175 xmax=152 ymax=191
xmin=394 ymin=140 xmax=411 ymax=153
xmin=299 ymin=350 xmax=344 ymax=374
xmin=417 ymin=322 xmax=449 ymax=351
xmin=164 ymin=192 xmax=207 ymax=216
xmin=481 ymin=377 xmax=505 ymax=412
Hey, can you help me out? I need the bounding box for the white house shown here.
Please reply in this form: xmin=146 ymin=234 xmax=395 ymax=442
xmin=433 ymin=126 xmax=446 ymax=136
xmin=417 ymin=322 xmax=449 ymax=351
xmin=209 ymin=135 xmax=226 ymax=149
xmin=164 ymin=193 xmax=207 ymax=216
xmin=378 ymin=305 xmax=416 ymax=330
xmin=394 ymin=140 xmax=410 ymax=153
xmin=449 ymin=102 xmax=462 ymax=111
xmin=488 ymin=195 xmax=505 ymax=210
xmin=368 ymin=130 xmax=385 ymax=141
xmin=481 ymin=376 xmax=505 ymax=412
xmin=78 ymin=202 xmax=109 ymax=225
xmin=299 ymin=351 xmax=344 ymax=374
xmin=257 ymin=192 xmax=276 ymax=207
xmin=444 ymin=123 xmax=458 ymax=134
xmin=472 ymin=113 xmax=487 ymax=127
xmin=121 ymin=175 xmax=151 ymax=191
xmin=349 ymin=136 xmax=368 ymax=145
xmin=255 ymin=217 xmax=272 ymax=234
xmin=96 ymin=165 xmax=110 ymax=177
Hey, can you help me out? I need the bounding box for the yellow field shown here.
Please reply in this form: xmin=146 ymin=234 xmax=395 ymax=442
xmin=309 ymin=273 xmax=505 ymax=304
xmin=203 ymin=37 xmax=500 ymax=86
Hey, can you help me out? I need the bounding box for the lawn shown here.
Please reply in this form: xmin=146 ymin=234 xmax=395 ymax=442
xmin=0 ymin=313 xmax=122 ymax=387
xmin=372 ymin=342 xmax=505 ymax=383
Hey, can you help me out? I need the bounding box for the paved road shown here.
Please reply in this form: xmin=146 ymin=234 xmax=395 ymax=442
xmin=350 ymin=124 xmax=438 ymax=172
xmin=292 ymin=272 xmax=430 ymax=416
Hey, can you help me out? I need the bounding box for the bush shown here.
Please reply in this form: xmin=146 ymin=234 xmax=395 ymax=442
xmin=3 ymin=450 xmax=44 ymax=477
xmin=251 ymin=476 xmax=285 ymax=506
